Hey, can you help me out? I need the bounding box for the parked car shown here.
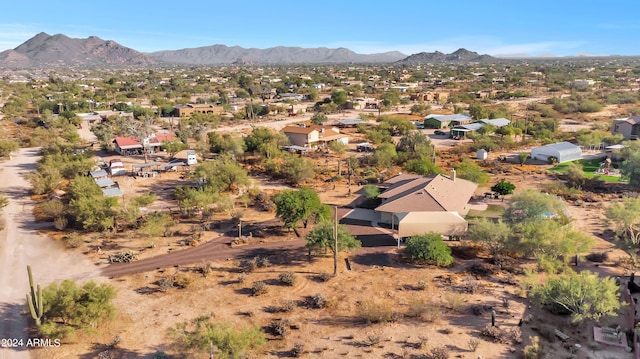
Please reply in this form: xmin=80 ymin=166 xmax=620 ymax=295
xmin=434 ymin=130 xmax=446 ymax=135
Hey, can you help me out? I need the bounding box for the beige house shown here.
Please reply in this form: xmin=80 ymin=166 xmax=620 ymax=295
xmin=282 ymin=125 xmax=349 ymax=147
xmin=374 ymin=172 xmax=477 ymax=238
xmin=612 ymin=116 xmax=640 ymax=140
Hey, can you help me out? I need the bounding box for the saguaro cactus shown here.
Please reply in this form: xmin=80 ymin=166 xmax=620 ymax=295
xmin=26 ymin=265 xmax=43 ymax=326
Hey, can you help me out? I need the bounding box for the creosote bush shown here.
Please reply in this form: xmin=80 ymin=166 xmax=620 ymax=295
xmin=278 ymin=271 xmax=297 ymax=286
xmin=251 ymin=281 xmax=268 ymax=296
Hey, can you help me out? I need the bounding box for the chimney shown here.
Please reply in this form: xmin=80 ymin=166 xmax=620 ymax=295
xmin=450 ymin=168 xmax=456 ymax=181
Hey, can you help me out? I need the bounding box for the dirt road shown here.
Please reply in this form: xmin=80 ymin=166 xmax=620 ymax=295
xmin=0 ymin=148 xmax=99 ymax=359
xmin=101 ymin=236 xmax=306 ymax=277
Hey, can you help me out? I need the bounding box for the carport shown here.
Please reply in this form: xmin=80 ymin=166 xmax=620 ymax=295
xmin=394 ymin=211 xmax=468 ymax=238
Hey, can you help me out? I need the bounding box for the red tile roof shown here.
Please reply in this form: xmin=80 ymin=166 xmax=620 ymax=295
xmin=114 ymin=137 xmax=141 ymax=148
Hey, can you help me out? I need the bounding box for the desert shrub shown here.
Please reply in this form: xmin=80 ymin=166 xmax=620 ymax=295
xmin=195 ymin=261 xmax=212 ymax=278
xmin=54 ymin=216 xmax=68 ymax=230
xmin=170 ymin=318 xmax=265 ymax=358
xmin=462 ymin=276 xmax=483 ymax=294
xmin=428 ymin=346 xmax=450 ymax=359
xmin=523 ymin=336 xmax=544 ymax=359
xmin=406 ymin=300 xmax=441 ymax=322
xmin=251 ymin=281 xmax=268 ymax=296
xmin=535 ymin=324 xmax=556 ymax=342
xmin=405 ymin=233 xmax=454 ymax=266
xmin=62 ymin=232 xmax=81 ymax=248
xmin=481 ymin=324 xmax=507 ymax=343
xmin=269 ymin=319 xmax=290 ymax=337
xmin=278 ymin=271 xmax=297 ymax=286
xmin=585 ymin=252 xmax=609 ymax=263
xmin=467 ymin=261 xmax=498 ymax=276
xmin=316 ymin=271 xmax=332 ymax=282
xmin=174 ymin=275 xmax=194 ymax=289
xmin=157 ymin=277 xmax=174 ymax=292
xmin=309 ymin=293 xmax=327 ymax=308
xmin=110 ymin=250 xmax=138 ymax=263
xmin=237 ymin=274 xmax=247 ymax=284
xmin=416 ymin=279 xmax=428 ymax=290
xmin=280 ymin=299 xmax=296 ymax=312
xmin=357 ymin=300 xmax=395 ymax=324
xmin=366 ymin=333 xmax=381 ymax=346
xmin=258 ymin=256 xmax=271 ymax=268
xmin=443 ymin=291 xmax=465 ymax=312
xmin=467 ymin=338 xmax=480 ymax=352
xmin=509 ymin=327 xmax=523 ymax=344
xmin=291 ymin=343 xmax=304 ymax=357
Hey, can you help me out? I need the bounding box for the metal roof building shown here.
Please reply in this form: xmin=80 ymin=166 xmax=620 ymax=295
xmin=530 ymin=142 xmax=582 ymax=163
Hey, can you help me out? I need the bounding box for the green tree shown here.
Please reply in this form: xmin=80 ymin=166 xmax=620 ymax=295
xmin=363 ymin=184 xmax=380 ymax=199
xmin=503 ymin=189 xmax=567 ymax=225
xmin=310 ymin=113 xmax=328 ymax=125
xmin=466 ymin=218 xmax=512 ymax=262
xmin=306 ymin=221 xmax=361 ymax=255
xmin=403 ymin=157 xmax=440 ymax=175
xmin=528 ymin=269 xmax=620 ymax=323
xmin=161 ymin=140 xmax=189 ymax=158
xmin=380 ymin=90 xmax=401 ymax=108
xmin=331 ymin=90 xmax=348 ymax=107
xmin=39 ymin=280 xmax=116 ymax=337
xmin=605 ymin=196 xmax=640 ymax=263
xmin=491 ymin=179 xmax=516 ymax=200
xmin=518 ymin=152 xmax=529 ymax=166
xmin=274 ymin=187 xmax=327 ymax=229
xmin=405 ymin=234 xmax=454 ymax=266
xmin=370 ymin=142 xmax=397 ymax=169
xmin=468 ymin=103 xmax=489 ymax=120
xmin=194 ymin=158 xmax=250 ymax=193
xmin=454 ymin=158 xmax=490 ymax=186
xmin=621 ymin=151 xmax=640 ymax=187
xmin=0 ymin=140 xmax=19 ymax=157
xmin=170 ymin=317 xmax=265 ymax=359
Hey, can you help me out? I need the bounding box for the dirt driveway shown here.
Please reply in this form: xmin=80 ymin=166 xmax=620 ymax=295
xmin=0 ymin=148 xmax=100 ymax=359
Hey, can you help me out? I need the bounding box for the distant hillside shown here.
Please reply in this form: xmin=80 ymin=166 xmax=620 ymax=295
xmin=0 ymin=32 xmax=156 ymax=68
xmin=397 ymin=48 xmax=495 ymax=64
xmin=150 ymin=45 xmax=407 ymax=65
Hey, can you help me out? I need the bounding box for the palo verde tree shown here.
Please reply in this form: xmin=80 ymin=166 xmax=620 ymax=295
xmin=37 ymin=279 xmax=116 ymax=338
xmin=605 ymin=196 xmax=640 ymax=264
xmin=528 ymin=269 xmax=620 ymax=323
xmin=305 ymin=221 xmax=361 ymax=256
xmin=466 ymin=218 xmax=512 ymax=262
xmin=454 ymin=158 xmax=490 ymax=186
xmin=274 ymin=187 xmax=329 ymax=230
xmin=170 ymin=316 xmax=266 ymax=358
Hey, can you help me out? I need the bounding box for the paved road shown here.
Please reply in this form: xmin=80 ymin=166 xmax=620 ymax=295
xmin=0 ymin=148 xmax=99 ymax=359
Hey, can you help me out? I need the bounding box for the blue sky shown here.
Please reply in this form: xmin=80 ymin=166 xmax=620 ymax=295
xmin=1 ymin=1 xmax=638 ymax=57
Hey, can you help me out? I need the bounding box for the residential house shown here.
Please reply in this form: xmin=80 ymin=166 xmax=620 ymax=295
xmin=113 ymin=137 xmax=143 ymax=155
xmin=423 ymin=114 xmax=472 ymax=129
xmin=373 ymin=172 xmax=478 ymax=238
xmin=282 ymin=125 xmax=349 ymax=148
xmin=173 ymin=104 xmax=224 ymax=117
xmin=248 ymin=86 xmax=275 ymax=100
xmin=612 ymin=116 xmax=640 ymax=140
xmin=146 ymin=133 xmax=177 ymax=152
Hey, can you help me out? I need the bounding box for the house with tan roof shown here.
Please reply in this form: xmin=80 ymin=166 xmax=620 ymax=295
xmin=612 ymin=116 xmax=640 ymax=140
xmin=282 ymin=125 xmax=349 ymax=147
xmin=374 ymin=171 xmax=478 ymax=238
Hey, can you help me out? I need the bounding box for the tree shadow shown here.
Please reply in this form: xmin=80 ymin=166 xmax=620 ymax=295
xmin=0 ymin=302 xmax=31 ymax=353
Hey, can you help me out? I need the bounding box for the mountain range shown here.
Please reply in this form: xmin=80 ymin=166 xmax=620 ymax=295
xmin=0 ymin=32 xmax=497 ymax=68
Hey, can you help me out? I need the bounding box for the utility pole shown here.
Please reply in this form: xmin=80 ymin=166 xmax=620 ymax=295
xmin=333 ymin=205 xmax=338 ymax=277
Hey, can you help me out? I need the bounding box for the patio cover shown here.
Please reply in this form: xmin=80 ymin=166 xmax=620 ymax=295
xmin=395 ymin=211 xmax=468 ymax=238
